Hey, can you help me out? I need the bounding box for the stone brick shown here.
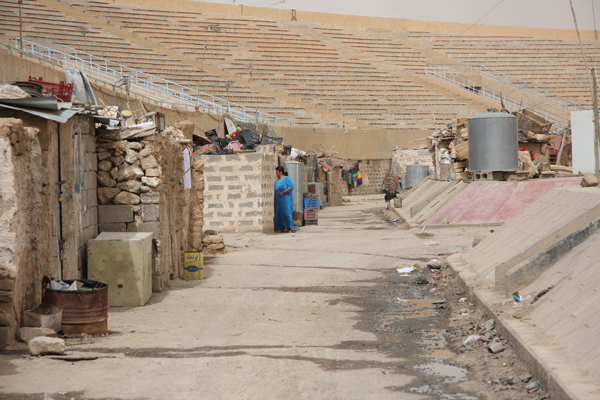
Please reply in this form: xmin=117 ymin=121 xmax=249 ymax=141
xmin=209 ymin=185 xmax=224 ymax=191
xmin=220 ymin=166 xmax=234 ymax=172
xmin=209 ymin=221 xmax=224 ymax=227
xmin=217 ymin=212 xmax=232 ymax=218
xmin=204 ymin=211 xmax=214 ymax=218
xmin=245 ymin=211 xmax=261 ymax=217
xmin=246 ymin=193 xmax=260 ymax=199
xmin=239 ymin=201 xmax=254 ymax=208
xmin=207 ymin=203 xmax=223 ymax=209
xmin=228 ymin=193 xmax=241 ymax=200
xmin=225 ymin=176 xmax=240 ymax=181
xmin=98 ymin=222 xmax=127 ymax=233
xmin=204 ymin=166 xmax=216 ymax=172
xmin=0 ymin=303 xmax=15 ymax=326
xmin=0 ymin=278 xmax=15 ymax=292
xmin=245 ymin=174 xmax=260 ymax=181
xmin=0 ymin=327 xmax=10 ymax=348
xmin=207 ymin=176 xmax=222 ymax=182
xmin=240 ymin=165 xmax=254 ymax=171
xmin=141 ymin=204 xmax=160 ymax=222
xmin=98 ymin=205 xmax=134 ymax=223
xmin=239 ymin=220 xmax=255 ymax=226
xmin=228 ymin=185 xmax=242 ymax=190
xmin=28 ymin=337 xmax=65 ymax=356
xmin=18 ymin=327 xmax=57 ymax=343
xmin=141 ymin=193 xmax=159 ymax=204
xmin=127 ymin=222 xmax=161 ymax=238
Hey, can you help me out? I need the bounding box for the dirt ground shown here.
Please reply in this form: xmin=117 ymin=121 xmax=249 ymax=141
xmin=0 ymin=199 xmax=550 ymax=400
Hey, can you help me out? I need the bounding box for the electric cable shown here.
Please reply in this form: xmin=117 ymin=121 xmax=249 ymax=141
xmin=460 ymin=0 xmax=505 ymax=35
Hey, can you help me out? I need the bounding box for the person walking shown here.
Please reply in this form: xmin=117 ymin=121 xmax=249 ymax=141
xmin=274 ymin=166 xmax=296 ymax=233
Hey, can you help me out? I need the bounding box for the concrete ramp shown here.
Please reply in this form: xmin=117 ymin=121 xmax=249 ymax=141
xmin=397 ymin=177 xmax=467 ymax=224
xmin=462 ymin=187 xmax=600 ymax=289
xmin=424 ymin=179 xmax=580 ymax=226
xmin=522 ymin=230 xmax=600 ymax=383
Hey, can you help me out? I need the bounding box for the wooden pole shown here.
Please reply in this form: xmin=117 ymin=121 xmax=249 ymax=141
xmin=18 ymin=0 xmax=23 ymax=49
xmin=592 ymin=67 xmax=600 ymax=180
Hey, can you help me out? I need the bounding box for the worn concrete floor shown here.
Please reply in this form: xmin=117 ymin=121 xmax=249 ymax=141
xmin=0 ymin=199 xmax=544 ymax=400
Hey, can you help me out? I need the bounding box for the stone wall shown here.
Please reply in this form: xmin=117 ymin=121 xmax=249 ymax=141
xmin=201 ymin=153 xmax=275 ymax=232
xmin=0 ymin=117 xmax=56 ymax=346
xmin=96 ymin=124 xmax=202 ymax=286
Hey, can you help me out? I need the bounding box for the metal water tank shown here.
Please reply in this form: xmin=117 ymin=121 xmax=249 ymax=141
xmin=406 ymin=163 xmax=430 ymax=190
xmin=285 ymin=161 xmax=304 ymax=212
xmin=468 ymin=112 xmax=518 ymax=172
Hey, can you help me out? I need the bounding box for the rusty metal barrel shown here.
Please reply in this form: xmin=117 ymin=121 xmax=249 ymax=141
xmin=42 ymin=279 xmax=108 ymax=335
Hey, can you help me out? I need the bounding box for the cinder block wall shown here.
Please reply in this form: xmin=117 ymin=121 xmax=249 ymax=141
xmin=201 ymin=153 xmax=275 ymax=232
xmin=341 ymin=159 xmax=391 ymax=195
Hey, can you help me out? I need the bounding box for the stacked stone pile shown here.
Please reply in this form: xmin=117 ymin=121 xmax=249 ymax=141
xmin=96 ymin=139 xmax=161 ymax=205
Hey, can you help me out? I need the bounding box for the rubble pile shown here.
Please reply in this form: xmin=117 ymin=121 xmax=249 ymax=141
xmin=202 ymin=235 xmax=226 ymax=255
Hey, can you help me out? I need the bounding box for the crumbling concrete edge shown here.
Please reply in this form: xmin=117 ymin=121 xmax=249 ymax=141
xmin=448 ymin=253 xmax=600 ymax=400
xmin=504 ymin=218 xmax=600 ymax=296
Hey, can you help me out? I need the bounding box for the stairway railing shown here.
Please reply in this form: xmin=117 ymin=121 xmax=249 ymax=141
xmin=10 ymin=38 xmax=288 ymax=124
xmin=425 ymin=64 xmax=589 ymax=129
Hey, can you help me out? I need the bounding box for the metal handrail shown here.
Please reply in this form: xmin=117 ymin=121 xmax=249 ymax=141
xmin=425 ymin=64 xmax=589 ymax=128
xmin=11 ymin=38 xmax=288 ymax=124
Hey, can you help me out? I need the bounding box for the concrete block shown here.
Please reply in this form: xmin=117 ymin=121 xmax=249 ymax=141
xmin=84 ymin=171 xmax=97 ymax=190
xmin=18 ymin=327 xmax=57 ymax=343
xmin=28 ymin=336 xmax=65 ymax=356
xmin=99 ymin=223 xmax=127 ymax=233
xmin=88 ymin=232 xmax=154 ymax=306
xmin=85 ymin=152 xmax=98 ymax=171
xmin=141 ymin=193 xmax=159 ymax=204
xmin=127 ymin=222 xmax=161 ymax=239
xmin=87 ymin=189 xmax=98 ymax=208
xmin=141 ymin=204 xmax=160 ymax=222
xmin=98 ymin=205 xmax=134 ymax=223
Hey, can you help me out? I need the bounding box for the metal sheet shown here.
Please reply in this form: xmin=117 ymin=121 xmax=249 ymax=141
xmin=406 ymin=164 xmax=430 ymax=190
xmin=0 ymin=97 xmax=72 ymax=110
xmin=285 ymin=161 xmax=304 ymax=212
xmin=468 ymin=112 xmax=518 ymax=172
xmin=0 ymin=103 xmax=81 ymax=123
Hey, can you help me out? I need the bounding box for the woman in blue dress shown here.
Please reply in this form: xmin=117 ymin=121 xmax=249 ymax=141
xmin=273 ymin=166 xmax=296 ymax=233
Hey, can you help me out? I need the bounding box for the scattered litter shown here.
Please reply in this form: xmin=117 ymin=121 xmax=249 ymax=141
xmin=44 ymin=395 xmax=56 ymax=400
xmin=524 ymin=381 xmax=539 ymax=391
xmin=432 ymin=299 xmax=446 ymax=305
xmin=252 ymin=288 xmax=264 ymax=291
xmin=456 ymin=245 xmax=469 ymax=248
xmin=426 ymin=259 xmax=443 ymax=269
xmin=461 ymin=313 xmax=468 ymax=316
xmin=531 ymin=286 xmax=553 ymax=304
xmin=47 ymin=280 xmax=70 ymax=291
xmin=396 ymin=298 xmax=409 ymax=303
xmin=512 ymin=292 xmax=522 ymax=302
xmin=396 ymin=267 xmax=414 ymax=275
xmin=488 ymin=340 xmax=506 ymax=354
xmin=462 ymin=335 xmax=481 ymax=346
xmin=429 ymin=288 xmax=436 ymax=292
xmin=458 ymin=298 xmax=467 ymax=303
xmin=512 ymin=302 xmax=522 ymax=309
xmin=414 ymin=276 xmax=429 ymax=285
xmin=390 ymin=218 xmax=399 ymax=223
xmin=520 ymin=374 xmax=533 ymax=383
xmin=423 ymin=241 xmax=439 ymax=246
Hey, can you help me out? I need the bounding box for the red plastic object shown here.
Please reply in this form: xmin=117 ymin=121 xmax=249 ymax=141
xmin=28 ymin=76 xmax=73 ymax=102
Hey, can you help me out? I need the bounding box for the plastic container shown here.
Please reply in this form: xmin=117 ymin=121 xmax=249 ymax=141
xmin=184 ymin=252 xmax=204 ymax=280
xmin=462 ymin=335 xmax=481 ymax=346
xmin=303 ymin=197 xmax=319 ymax=209
xmin=304 ymin=208 xmax=318 ymax=219
xmin=227 ymin=141 xmax=241 ymax=151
